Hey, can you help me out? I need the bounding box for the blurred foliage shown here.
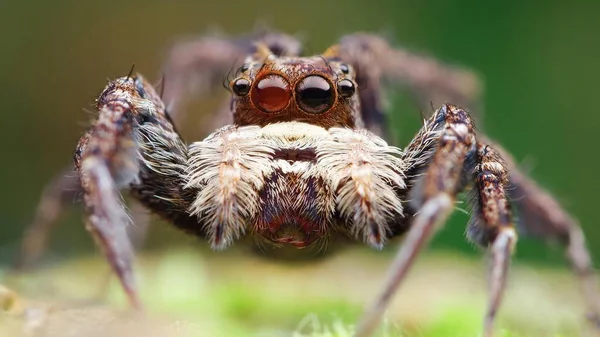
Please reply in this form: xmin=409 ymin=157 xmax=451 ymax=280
xmin=0 ymin=1 xmax=599 ymax=265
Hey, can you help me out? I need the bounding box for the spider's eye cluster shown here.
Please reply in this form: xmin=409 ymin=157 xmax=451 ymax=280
xmin=230 ymin=70 xmax=356 ymax=114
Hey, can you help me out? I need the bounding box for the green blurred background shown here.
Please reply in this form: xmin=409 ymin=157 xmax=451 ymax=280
xmin=1 ymin=0 xmax=599 ymax=266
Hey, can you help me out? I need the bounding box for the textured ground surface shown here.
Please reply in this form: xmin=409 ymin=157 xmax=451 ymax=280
xmin=0 ymin=248 xmax=589 ymax=336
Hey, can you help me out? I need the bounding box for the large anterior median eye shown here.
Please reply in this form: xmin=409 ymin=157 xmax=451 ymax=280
xmin=252 ymin=75 xmax=291 ymax=113
xmin=296 ymin=76 xmax=334 ymax=114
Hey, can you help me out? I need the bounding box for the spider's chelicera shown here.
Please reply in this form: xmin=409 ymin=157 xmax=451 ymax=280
xmin=20 ymin=32 xmax=600 ymax=337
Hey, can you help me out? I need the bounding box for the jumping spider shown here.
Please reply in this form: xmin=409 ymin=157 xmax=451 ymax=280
xmin=18 ymin=31 xmax=600 ymax=337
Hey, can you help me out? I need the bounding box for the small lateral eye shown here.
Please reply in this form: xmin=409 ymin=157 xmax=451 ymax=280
xmin=239 ymin=63 xmax=250 ymax=73
xmin=340 ymin=64 xmax=350 ymax=74
xmin=337 ymin=79 xmax=356 ymax=98
xmin=296 ymin=76 xmax=334 ymax=114
xmin=232 ymin=78 xmax=251 ymax=96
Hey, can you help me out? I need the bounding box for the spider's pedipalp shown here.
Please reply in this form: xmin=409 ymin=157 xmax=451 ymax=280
xmin=318 ymin=128 xmax=405 ymax=248
xmin=182 ymin=121 xmax=407 ymax=251
xmin=185 ymin=125 xmax=275 ymax=249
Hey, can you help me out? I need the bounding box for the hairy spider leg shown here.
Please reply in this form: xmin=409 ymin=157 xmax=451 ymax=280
xmin=339 ymin=33 xmax=600 ymax=332
xmin=75 ymin=76 xmax=193 ymax=308
xmin=354 ymin=105 xmax=516 ymax=337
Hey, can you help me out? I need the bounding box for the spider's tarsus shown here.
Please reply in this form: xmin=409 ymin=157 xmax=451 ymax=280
xmin=484 ymin=227 xmax=516 ymax=337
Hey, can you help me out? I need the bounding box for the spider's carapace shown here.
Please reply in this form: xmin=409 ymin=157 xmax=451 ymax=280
xmin=229 ymin=45 xmax=360 ymax=129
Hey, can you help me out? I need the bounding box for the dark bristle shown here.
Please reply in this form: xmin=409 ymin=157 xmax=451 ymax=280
xmin=126 ymin=64 xmax=135 ymax=80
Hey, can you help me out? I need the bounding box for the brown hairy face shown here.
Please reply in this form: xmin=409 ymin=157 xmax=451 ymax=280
xmin=228 ymin=45 xmax=360 ymax=129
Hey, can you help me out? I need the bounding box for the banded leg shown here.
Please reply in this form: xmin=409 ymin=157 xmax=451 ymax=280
xmin=466 ymin=144 xmax=517 ymax=336
xmin=76 ymin=75 xmax=192 ymax=308
xmin=354 ymin=105 xmax=515 ymax=337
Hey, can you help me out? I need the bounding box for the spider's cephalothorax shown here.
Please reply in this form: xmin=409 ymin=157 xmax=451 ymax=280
xmin=229 ymin=45 xmax=362 ymax=129
xmin=20 ymin=31 xmax=600 ymax=337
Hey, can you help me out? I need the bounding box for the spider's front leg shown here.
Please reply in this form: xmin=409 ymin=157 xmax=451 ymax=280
xmin=355 ymin=105 xmax=515 ymax=337
xmin=75 ymin=75 xmax=193 ymax=308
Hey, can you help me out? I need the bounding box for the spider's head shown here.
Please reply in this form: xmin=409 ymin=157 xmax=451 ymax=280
xmin=228 ymin=44 xmax=360 ymax=128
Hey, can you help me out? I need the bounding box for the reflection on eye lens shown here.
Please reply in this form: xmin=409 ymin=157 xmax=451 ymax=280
xmin=296 ymin=76 xmax=334 ymax=114
xmin=337 ymin=79 xmax=355 ymax=98
xmin=340 ymin=64 xmax=349 ymax=74
xmin=252 ymin=75 xmax=291 ymax=112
